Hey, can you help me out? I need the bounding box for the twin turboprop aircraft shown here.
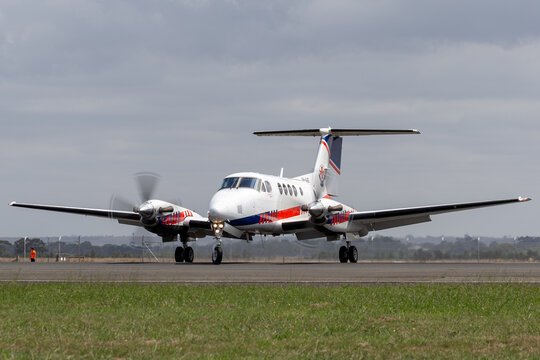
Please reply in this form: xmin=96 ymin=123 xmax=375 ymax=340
xmin=10 ymin=128 xmax=531 ymax=264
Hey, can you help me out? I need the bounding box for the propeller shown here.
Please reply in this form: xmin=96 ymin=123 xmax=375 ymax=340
xmin=134 ymin=172 xmax=161 ymax=203
xmin=109 ymin=194 xmax=136 ymax=213
xmin=109 ymin=172 xmax=165 ymax=223
xmin=109 ymin=172 xmax=183 ymax=227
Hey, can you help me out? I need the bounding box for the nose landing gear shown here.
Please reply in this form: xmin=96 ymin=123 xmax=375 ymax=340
xmin=211 ymin=221 xmax=225 ymax=265
xmin=339 ymin=241 xmax=358 ymax=263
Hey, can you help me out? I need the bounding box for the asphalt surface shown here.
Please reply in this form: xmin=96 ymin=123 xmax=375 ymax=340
xmin=1 ymin=262 xmax=540 ymax=284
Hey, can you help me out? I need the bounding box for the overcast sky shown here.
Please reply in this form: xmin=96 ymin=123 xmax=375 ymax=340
xmin=1 ymin=0 xmax=538 ymax=239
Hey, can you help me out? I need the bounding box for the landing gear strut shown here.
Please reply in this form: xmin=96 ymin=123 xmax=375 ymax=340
xmin=339 ymin=241 xmax=358 ymax=263
xmin=211 ymin=221 xmax=225 ymax=265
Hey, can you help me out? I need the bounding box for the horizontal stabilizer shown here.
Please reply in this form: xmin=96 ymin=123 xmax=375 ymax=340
xmin=254 ymin=128 xmax=420 ymax=137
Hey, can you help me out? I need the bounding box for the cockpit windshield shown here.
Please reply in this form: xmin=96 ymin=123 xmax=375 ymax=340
xmin=220 ymin=177 xmax=239 ymax=189
xmin=220 ymin=176 xmax=261 ymax=191
xmin=238 ymin=177 xmax=260 ymax=190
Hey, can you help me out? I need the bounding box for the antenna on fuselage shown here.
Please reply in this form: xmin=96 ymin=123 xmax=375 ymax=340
xmin=279 ymin=168 xmax=284 ymax=178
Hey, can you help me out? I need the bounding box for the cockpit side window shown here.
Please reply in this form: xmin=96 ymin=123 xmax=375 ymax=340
xmin=261 ymin=182 xmax=267 ymax=192
xmin=220 ymin=177 xmax=239 ymax=189
xmin=238 ymin=177 xmax=261 ymax=190
xmin=265 ymin=181 xmax=272 ymax=193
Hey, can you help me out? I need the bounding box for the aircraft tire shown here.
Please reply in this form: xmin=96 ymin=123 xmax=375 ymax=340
xmin=348 ymin=245 xmax=358 ymax=263
xmin=185 ymin=246 xmax=194 ymax=263
xmin=338 ymin=246 xmax=348 ymax=263
xmin=175 ymin=246 xmax=184 ymax=263
xmin=212 ymin=246 xmax=223 ymax=265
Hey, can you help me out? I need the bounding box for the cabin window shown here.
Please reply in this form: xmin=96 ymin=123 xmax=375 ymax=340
xmin=278 ymin=183 xmax=283 ymax=194
xmin=299 ymin=187 xmax=303 ymax=196
xmin=220 ymin=177 xmax=239 ymax=189
xmin=292 ymin=185 xmax=298 ymax=196
xmin=283 ymin=183 xmax=289 ymax=195
xmin=287 ymin=184 xmax=293 ymax=196
xmin=265 ymin=181 xmax=272 ymax=193
xmin=238 ymin=177 xmax=260 ymax=190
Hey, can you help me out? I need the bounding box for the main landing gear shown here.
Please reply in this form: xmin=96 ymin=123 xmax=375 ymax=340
xmin=339 ymin=241 xmax=358 ymax=263
xmin=175 ymin=245 xmax=194 ymax=263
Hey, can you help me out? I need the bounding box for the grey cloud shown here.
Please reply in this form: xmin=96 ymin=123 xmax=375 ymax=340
xmin=3 ymin=0 xmax=540 ymax=79
xmin=0 ymin=0 xmax=537 ymax=237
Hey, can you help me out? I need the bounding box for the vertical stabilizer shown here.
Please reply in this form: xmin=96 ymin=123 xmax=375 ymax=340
xmin=311 ymin=129 xmax=342 ymax=199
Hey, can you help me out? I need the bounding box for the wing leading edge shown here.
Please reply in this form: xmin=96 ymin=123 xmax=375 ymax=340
xmin=9 ymin=201 xmax=221 ymax=237
xmin=349 ymin=197 xmax=532 ymax=232
xmin=9 ymin=202 xmax=140 ymax=221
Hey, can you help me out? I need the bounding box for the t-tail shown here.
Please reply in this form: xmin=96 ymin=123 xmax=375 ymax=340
xmin=254 ymin=127 xmax=420 ymax=200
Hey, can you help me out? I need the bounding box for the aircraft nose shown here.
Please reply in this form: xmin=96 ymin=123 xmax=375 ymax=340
xmin=208 ymin=192 xmax=234 ymax=222
xmin=208 ymin=202 xmax=229 ymax=222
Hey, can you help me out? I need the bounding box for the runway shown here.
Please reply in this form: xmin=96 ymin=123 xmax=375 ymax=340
xmin=1 ymin=262 xmax=540 ymax=284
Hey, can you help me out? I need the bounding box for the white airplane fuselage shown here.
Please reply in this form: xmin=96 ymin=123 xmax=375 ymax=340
xmin=207 ymin=171 xmax=356 ymax=236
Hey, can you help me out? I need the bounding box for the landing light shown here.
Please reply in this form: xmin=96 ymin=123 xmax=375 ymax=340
xmin=212 ymin=222 xmax=225 ymax=230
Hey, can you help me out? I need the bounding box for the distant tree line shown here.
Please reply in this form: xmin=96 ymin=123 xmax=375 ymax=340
xmin=1 ymin=235 xmax=539 ymax=261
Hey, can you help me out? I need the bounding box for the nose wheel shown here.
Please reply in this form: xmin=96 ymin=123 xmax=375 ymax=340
xmin=212 ymin=246 xmax=223 ymax=265
xmin=339 ymin=242 xmax=358 ymax=263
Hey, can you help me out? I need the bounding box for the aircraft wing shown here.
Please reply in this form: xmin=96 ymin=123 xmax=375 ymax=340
xmin=349 ymin=197 xmax=531 ymax=231
xmin=9 ymin=202 xmax=141 ymax=224
xmin=9 ymin=201 xmax=247 ymax=239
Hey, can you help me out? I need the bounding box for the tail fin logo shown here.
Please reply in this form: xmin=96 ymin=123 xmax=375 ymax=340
xmin=318 ymin=165 xmax=326 ymax=187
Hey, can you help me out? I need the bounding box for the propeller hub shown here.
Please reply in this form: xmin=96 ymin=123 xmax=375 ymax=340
xmin=307 ymin=201 xmax=325 ymax=218
xmin=138 ymin=202 xmax=155 ymax=218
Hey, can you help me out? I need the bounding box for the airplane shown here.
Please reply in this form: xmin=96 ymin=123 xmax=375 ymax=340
xmin=9 ymin=127 xmax=531 ymax=264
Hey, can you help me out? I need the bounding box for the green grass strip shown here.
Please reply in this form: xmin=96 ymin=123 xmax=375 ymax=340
xmin=1 ymin=284 xmax=539 ymax=359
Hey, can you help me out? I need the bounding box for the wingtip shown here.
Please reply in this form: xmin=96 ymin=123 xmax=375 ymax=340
xmin=411 ymin=129 xmax=421 ymax=134
xmin=518 ymin=197 xmax=532 ymax=202
xmin=8 ymin=201 xmax=16 ymax=206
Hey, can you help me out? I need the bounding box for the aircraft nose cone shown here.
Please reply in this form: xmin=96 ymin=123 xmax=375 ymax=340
xmin=208 ymin=204 xmax=227 ymax=222
xmin=138 ymin=203 xmax=154 ymax=218
xmin=208 ymin=192 xmax=234 ymax=222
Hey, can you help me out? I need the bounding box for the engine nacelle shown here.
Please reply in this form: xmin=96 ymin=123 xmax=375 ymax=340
xmin=302 ymin=201 xmax=343 ymax=225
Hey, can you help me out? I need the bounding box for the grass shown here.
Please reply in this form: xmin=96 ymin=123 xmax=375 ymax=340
xmin=0 ymin=284 xmax=539 ymax=359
